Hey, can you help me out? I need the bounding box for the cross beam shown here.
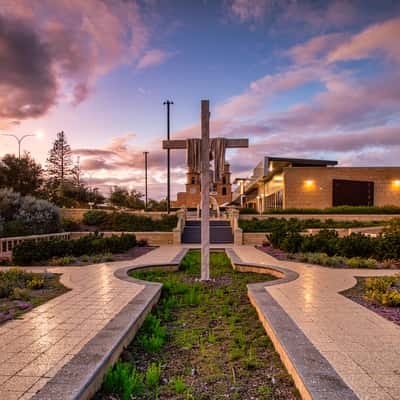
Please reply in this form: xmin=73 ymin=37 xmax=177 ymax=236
xmin=162 ymin=138 xmax=249 ymax=150
xmin=162 ymin=100 xmax=248 ymax=281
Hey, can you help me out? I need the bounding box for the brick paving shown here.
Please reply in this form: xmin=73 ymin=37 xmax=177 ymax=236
xmin=234 ymin=245 xmax=400 ymax=400
xmin=0 ymin=246 xmax=182 ymax=400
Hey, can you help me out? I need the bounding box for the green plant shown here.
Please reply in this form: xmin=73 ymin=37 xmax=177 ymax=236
xmin=11 ymin=287 xmax=30 ymax=301
xmin=170 ymin=376 xmax=187 ymax=394
xmin=0 ymin=189 xmax=61 ymax=238
xmin=50 ymin=256 xmax=76 ymax=266
xmin=146 ymin=362 xmax=161 ymax=389
xmin=364 ymin=275 xmax=400 ymax=306
xmin=12 ymin=233 xmax=137 ymax=265
xmin=244 ymin=346 xmax=259 ymax=370
xmin=208 ymin=330 xmax=217 ymax=344
xmin=26 ymin=278 xmax=44 ymax=289
xmin=347 ymin=257 xmax=377 ymax=269
xmin=103 ymin=362 xmax=144 ymax=399
xmin=258 ymin=385 xmax=272 ymax=399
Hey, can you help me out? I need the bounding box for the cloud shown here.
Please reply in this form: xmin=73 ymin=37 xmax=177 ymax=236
xmin=328 ymin=17 xmax=400 ymax=63
xmin=0 ymin=15 xmax=57 ymax=122
xmin=0 ymin=0 xmax=169 ymax=124
xmin=226 ymin=0 xmax=358 ymax=29
xmin=216 ymin=65 xmax=322 ymax=118
xmin=137 ymin=49 xmax=175 ymax=69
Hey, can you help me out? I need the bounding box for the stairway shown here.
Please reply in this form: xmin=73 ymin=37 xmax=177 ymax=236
xmin=182 ymin=220 xmax=233 ymax=244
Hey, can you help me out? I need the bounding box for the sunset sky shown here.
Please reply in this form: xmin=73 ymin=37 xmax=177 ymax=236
xmin=1 ymin=0 xmax=400 ymax=199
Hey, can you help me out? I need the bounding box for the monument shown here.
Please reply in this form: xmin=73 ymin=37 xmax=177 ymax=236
xmin=163 ymin=100 xmax=248 ymax=280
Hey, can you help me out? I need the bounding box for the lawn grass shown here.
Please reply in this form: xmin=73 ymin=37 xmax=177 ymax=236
xmin=95 ymin=250 xmax=300 ymax=400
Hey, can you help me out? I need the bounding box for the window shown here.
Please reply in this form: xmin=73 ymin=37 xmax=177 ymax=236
xmin=222 ymin=187 xmax=227 ymax=196
xmin=190 ymin=187 xmax=196 ymax=194
xmin=222 ymin=176 xmax=226 ymax=185
xmin=191 ymin=177 xmax=195 ymax=184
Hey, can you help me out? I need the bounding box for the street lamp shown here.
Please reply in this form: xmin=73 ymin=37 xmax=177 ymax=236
xmin=143 ymin=151 xmax=149 ymax=209
xmin=0 ymin=133 xmax=36 ymax=159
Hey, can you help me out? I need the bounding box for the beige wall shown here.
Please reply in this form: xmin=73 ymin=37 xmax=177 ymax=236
xmin=70 ymin=231 xmax=173 ymax=245
xmin=61 ymin=208 xmax=175 ymax=222
xmin=283 ymin=167 xmax=400 ymax=209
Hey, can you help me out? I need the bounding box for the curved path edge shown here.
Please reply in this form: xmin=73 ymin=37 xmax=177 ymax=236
xmin=31 ymin=248 xmax=189 ymax=400
xmin=225 ymin=248 xmax=359 ymax=400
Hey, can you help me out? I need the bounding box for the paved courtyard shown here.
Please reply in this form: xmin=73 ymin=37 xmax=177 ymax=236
xmin=234 ymin=245 xmax=400 ymax=400
xmin=0 ymin=246 xmax=182 ymax=400
xmin=1 ymin=244 xmax=399 ymax=400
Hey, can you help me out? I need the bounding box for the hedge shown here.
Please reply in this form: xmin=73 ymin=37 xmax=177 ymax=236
xmin=265 ymin=205 xmax=400 ymax=215
xmin=12 ymin=233 xmax=137 ymax=265
xmin=267 ymin=220 xmax=400 ymax=261
xmin=239 ymin=217 xmax=381 ymax=232
xmin=83 ymin=211 xmax=177 ymax=232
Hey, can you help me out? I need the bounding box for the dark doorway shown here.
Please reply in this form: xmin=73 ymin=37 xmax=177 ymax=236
xmin=332 ymin=179 xmax=374 ymax=206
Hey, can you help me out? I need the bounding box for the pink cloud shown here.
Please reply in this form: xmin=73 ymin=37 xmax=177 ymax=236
xmin=328 ymin=17 xmax=400 ymax=63
xmin=137 ymin=49 xmax=175 ymax=69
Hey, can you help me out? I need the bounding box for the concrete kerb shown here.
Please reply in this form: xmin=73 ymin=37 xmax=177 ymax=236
xmin=32 ymin=248 xmax=189 ymax=400
xmin=225 ymin=247 xmax=358 ymax=400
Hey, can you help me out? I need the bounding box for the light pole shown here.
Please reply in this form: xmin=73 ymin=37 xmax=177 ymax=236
xmin=143 ymin=151 xmax=149 ymax=209
xmin=0 ymin=133 xmax=35 ymax=159
xmin=163 ymin=100 xmax=173 ymax=213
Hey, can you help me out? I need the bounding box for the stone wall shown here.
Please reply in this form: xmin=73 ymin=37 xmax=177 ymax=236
xmin=283 ymin=167 xmax=400 ymax=209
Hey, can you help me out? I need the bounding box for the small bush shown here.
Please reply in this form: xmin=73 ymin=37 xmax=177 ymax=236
xmin=347 ymin=257 xmax=377 ymax=269
xmin=103 ymin=362 xmax=144 ymax=399
xmin=11 ymin=287 xmax=30 ymax=301
xmin=146 ymin=362 xmax=161 ymax=389
xmin=170 ymin=376 xmax=187 ymax=394
xmin=26 ymin=278 xmax=44 ymax=289
xmin=364 ymin=275 xmax=400 ymax=306
xmin=12 ymin=234 xmax=137 ymax=265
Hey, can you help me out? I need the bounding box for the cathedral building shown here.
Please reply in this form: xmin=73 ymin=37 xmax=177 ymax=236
xmin=172 ymin=162 xmax=232 ymax=208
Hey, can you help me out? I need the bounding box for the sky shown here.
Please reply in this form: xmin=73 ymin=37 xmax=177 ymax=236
xmin=1 ymin=0 xmax=400 ymax=199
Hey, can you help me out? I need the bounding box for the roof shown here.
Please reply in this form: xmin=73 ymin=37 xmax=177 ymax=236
xmin=266 ymin=156 xmax=338 ymax=167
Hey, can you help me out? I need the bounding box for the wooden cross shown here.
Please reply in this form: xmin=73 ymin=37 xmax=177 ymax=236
xmin=163 ymin=100 xmax=248 ymax=281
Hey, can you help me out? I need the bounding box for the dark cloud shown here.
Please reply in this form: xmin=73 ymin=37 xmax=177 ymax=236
xmin=0 ymin=16 xmax=57 ymax=120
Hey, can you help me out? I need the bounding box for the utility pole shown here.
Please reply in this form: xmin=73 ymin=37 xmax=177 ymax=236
xmin=144 ymin=151 xmax=149 ymax=209
xmin=163 ymin=100 xmax=173 ymax=213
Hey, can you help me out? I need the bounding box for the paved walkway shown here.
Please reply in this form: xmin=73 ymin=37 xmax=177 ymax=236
xmin=234 ymin=245 xmax=400 ymax=400
xmin=0 ymin=246 xmax=182 ymax=400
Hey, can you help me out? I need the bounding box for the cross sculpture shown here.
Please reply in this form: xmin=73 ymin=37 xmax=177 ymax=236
xmin=163 ymin=99 xmax=249 ymax=281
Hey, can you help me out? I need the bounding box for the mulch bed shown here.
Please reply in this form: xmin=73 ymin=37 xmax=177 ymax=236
xmin=256 ymin=245 xmax=291 ymax=261
xmin=341 ymin=278 xmax=400 ymax=327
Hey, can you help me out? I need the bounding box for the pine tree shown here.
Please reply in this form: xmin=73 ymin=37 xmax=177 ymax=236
xmin=46 ymin=131 xmax=73 ymax=186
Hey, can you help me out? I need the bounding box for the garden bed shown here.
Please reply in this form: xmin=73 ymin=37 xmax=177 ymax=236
xmin=341 ymin=276 xmax=400 ymax=326
xmin=0 ymin=268 xmax=68 ymax=324
xmin=94 ymin=250 xmax=300 ymax=400
xmin=46 ymin=246 xmax=156 ymax=266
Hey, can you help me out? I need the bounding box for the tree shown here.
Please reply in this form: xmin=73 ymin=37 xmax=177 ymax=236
xmin=46 ymin=131 xmax=73 ymax=186
xmin=109 ymin=187 xmax=145 ymax=209
xmin=0 ymin=153 xmax=44 ymax=196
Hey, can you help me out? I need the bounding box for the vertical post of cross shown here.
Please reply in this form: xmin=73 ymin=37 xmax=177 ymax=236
xmin=201 ymin=100 xmax=210 ymax=280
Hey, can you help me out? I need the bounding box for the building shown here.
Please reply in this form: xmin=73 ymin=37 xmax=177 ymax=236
xmin=172 ymin=162 xmax=232 ymax=208
xmin=233 ymin=156 xmax=400 ymax=212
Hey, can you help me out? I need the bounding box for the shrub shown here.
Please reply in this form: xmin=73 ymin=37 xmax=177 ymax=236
xmin=170 ymin=376 xmax=187 ymax=394
xmin=266 ymin=205 xmax=400 ymax=214
xmin=336 ymin=233 xmax=375 ymax=258
xmin=364 ymin=275 xmax=400 ymax=306
xmin=11 ymin=287 xmax=30 ymax=301
xmin=12 ymin=234 xmax=137 ymax=265
xmin=82 ymin=210 xmax=108 ymax=226
xmin=26 ymin=278 xmax=45 ymax=289
xmin=347 ymin=257 xmax=377 ymax=269
xmin=0 ymin=189 xmax=61 ymax=237
xmin=239 ymin=207 xmax=258 ymax=214
xmin=103 ymin=362 xmax=144 ymax=400
xmin=62 ymin=218 xmax=81 ymax=232
xmin=146 ymin=362 xmax=161 ymax=389
xmin=300 ymin=230 xmax=339 ymax=256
